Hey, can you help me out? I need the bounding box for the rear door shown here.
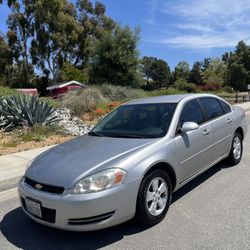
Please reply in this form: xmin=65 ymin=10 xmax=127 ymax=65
xmin=199 ymin=97 xmax=234 ymax=160
xmin=174 ymin=99 xmax=213 ymax=182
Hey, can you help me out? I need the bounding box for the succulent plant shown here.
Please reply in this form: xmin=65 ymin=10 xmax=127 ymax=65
xmin=0 ymin=95 xmax=60 ymax=129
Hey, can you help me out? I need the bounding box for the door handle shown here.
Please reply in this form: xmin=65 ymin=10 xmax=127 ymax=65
xmin=227 ymin=118 xmax=232 ymax=123
xmin=203 ymin=129 xmax=210 ymax=136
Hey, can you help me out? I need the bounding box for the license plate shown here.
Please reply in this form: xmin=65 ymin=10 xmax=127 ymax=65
xmin=25 ymin=198 xmax=42 ymax=218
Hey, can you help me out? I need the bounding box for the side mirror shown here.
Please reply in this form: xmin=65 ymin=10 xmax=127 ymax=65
xmin=181 ymin=122 xmax=199 ymax=133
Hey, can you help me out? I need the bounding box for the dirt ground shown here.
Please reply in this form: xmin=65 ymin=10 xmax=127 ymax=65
xmin=0 ymin=131 xmax=74 ymax=155
xmin=0 ymin=111 xmax=104 ymax=156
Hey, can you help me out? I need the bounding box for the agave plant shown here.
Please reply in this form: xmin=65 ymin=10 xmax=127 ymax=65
xmin=0 ymin=95 xmax=60 ymax=129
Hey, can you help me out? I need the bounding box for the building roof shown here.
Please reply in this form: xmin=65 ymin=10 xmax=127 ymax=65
xmin=46 ymin=80 xmax=87 ymax=91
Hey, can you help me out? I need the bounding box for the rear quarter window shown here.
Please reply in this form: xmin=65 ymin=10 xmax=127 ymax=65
xmin=199 ymin=97 xmax=224 ymax=121
xmin=219 ymin=100 xmax=232 ymax=114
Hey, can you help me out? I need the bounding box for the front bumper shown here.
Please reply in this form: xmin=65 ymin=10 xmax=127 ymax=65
xmin=18 ymin=177 xmax=141 ymax=231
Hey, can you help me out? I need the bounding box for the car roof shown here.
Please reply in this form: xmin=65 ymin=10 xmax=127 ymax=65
xmin=124 ymin=93 xmax=218 ymax=105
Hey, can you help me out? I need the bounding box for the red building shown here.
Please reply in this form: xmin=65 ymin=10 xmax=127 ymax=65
xmin=46 ymin=80 xmax=87 ymax=99
xmin=15 ymin=88 xmax=38 ymax=96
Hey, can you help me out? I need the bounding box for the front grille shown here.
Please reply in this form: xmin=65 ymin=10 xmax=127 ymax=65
xmin=21 ymin=197 xmax=56 ymax=223
xmin=68 ymin=211 xmax=115 ymax=225
xmin=24 ymin=177 xmax=64 ymax=194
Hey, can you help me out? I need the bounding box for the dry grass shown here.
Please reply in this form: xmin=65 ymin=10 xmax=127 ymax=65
xmin=97 ymin=84 xmax=147 ymax=101
xmin=0 ymin=128 xmax=73 ymax=155
xmin=61 ymin=88 xmax=106 ymax=116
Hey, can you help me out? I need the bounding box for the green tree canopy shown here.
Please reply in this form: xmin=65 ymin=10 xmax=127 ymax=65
xmin=141 ymin=56 xmax=171 ymax=89
xmin=0 ymin=34 xmax=12 ymax=81
xmin=223 ymin=40 xmax=250 ymax=91
xmin=5 ymin=0 xmax=116 ymax=84
xmin=174 ymin=61 xmax=190 ymax=81
xmin=7 ymin=0 xmax=34 ymax=84
xmin=189 ymin=61 xmax=202 ymax=85
xmin=58 ymin=62 xmax=88 ymax=83
xmin=90 ymin=25 xmax=141 ymax=86
xmin=202 ymin=58 xmax=227 ymax=86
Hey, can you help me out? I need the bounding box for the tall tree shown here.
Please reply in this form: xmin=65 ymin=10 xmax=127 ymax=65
xmin=30 ymin=0 xmax=115 ymax=82
xmin=30 ymin=0 xmax=81 ymax=81
xmin=202 ymin=58 xmax=211 ymax=72
xmin=7 ymin=0 xmax=34 ymax=84
xmin=5 ymin=61 xmax=35 ymax=87
xmin=189 ymin=61 xmax=202 ymax=85
xmin=228 ymin=63 xmax=248 ymax=91
xmin=202 ymin=58 xmax=227 ymax=86
xmin=223 ymin=41 xmax=250 ymax=91
xmin=0 ymin=30 xmax=34 ymax=87
xmin=141 ymin=56 xmax=171 ymax=88
xmin=174 ymin=61 xmax=190 ymax=81
xmin=0 ymin=34 xmax=12 ymax=83
xmin=90 ymin=25 xmax=141 ymax=86
xmin=0 ymin=0 xmax=16 ymax=6
xmin=75 ymin=0 xmax=115 ymax=68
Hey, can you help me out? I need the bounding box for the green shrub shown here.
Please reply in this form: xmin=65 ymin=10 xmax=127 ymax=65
xmin=39 ymin=97 xmax=60 ymax=108
xmin=149 ymin=87 xmax=186 ymax=97
xmin=97 ymin=84 xmax=147 ymax=101
xmin=0 ymin=86 xmax=20 ymax=98
xmin=0 ymin=95 xmax=59 ymax=129
xmin=58 ymin=62 xmax=89 ymax=83
xmin=166 ymin=87 xmax=187 ymax=95
xmin=199 ymin=83 xmax=221 ymax=91
xmin=222 ymin=85 xmax=234 ymax=93
xmin=61 ymin=88 xmax=106 ymax=116
xmin=175 ymin=79 xmax=197 ymax=93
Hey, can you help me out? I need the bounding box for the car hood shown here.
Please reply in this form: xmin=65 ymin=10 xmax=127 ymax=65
xmin=26 ymin=135 xmax=156 ymax=189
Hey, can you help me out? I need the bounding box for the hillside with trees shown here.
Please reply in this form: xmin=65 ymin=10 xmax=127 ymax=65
xmin=0 ymin=0 xmax=250 ymax=94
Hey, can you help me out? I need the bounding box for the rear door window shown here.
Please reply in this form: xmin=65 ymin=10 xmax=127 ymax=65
xmin=199 ymin=97 xmax=224 ymax=121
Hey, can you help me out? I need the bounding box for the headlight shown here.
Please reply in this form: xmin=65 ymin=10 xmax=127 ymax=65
xmin=72 ymin=168 xmax=127 ymax=194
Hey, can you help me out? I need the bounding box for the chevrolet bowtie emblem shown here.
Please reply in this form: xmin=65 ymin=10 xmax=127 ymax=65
xmin=35 ymin=183 xmax=43 ymax=190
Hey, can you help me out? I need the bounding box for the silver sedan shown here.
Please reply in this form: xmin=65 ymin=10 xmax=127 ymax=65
xmin=18 ymin=94 xmax=247 ymax=231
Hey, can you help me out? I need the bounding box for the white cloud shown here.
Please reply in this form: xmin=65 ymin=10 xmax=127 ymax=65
xmin=155 ymin=0 xmax=250 ymax=48
xmin=145 ymin=0 xmax=158 ymax=25
xmin=160 ymin=34 xmax=250 ymax=49
xmin=174 ymin=24 xmax=213 ymax=33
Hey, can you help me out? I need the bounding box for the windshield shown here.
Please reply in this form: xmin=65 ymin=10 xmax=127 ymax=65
xmin=90 ymin=103 xmax=177 ymax=138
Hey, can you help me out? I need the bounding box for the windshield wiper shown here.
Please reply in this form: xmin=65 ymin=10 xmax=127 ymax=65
xmin=108 ymin=133 xmax=145 ymax=139
xmin=88 ymin=131 xmax=104 ymax=137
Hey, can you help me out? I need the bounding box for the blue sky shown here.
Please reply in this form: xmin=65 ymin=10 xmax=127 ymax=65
xmin=1 ymin=0 xmax=250 ymax=69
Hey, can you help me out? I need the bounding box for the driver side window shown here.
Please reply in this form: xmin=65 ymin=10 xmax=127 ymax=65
xmin=179 ymin=99 xmax=205 ymax=127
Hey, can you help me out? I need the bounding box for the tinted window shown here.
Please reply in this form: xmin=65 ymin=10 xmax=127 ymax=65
xmin=199 ymin=97 xmax=223 ymax=121
xmin=219 ymin=100 xmax=231 ymax=114
xmin=91 ymin=103 xmax=177 ymax=138
xmin=179 ymin=99 xmax=205 ymax=126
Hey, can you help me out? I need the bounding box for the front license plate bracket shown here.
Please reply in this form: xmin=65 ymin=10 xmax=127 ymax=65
xmin=25 ymin=197 xmax=42 ymax=218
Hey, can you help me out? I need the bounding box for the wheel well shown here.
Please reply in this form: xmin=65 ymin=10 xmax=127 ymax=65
xmin=144 ymin=162 xmax=177 ymax=190
xmin=235 ymin=127 xmax=244 ymax=140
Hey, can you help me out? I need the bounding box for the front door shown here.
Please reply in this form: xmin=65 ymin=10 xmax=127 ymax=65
xmin=174 ymin=99 xmax=214 ymax=182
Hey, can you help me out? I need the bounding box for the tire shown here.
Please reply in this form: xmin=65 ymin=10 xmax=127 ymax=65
xmin=226 ymin=132 xmax=243 ymax=166
xmin=135 ymin=169 xmax=172 ymax=226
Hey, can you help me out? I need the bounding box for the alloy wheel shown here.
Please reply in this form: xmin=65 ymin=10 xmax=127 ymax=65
xmin=233 ymin=136 xmax=241 ymax=160
xmin=146 ymin=177 xmax=168 ymax=216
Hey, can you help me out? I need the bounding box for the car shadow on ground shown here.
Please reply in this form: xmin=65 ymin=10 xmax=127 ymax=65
xmin=0 ymin=162 xmax=232 ymax=250
xmin=172 ymin=161 xmax=233 ymax=203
